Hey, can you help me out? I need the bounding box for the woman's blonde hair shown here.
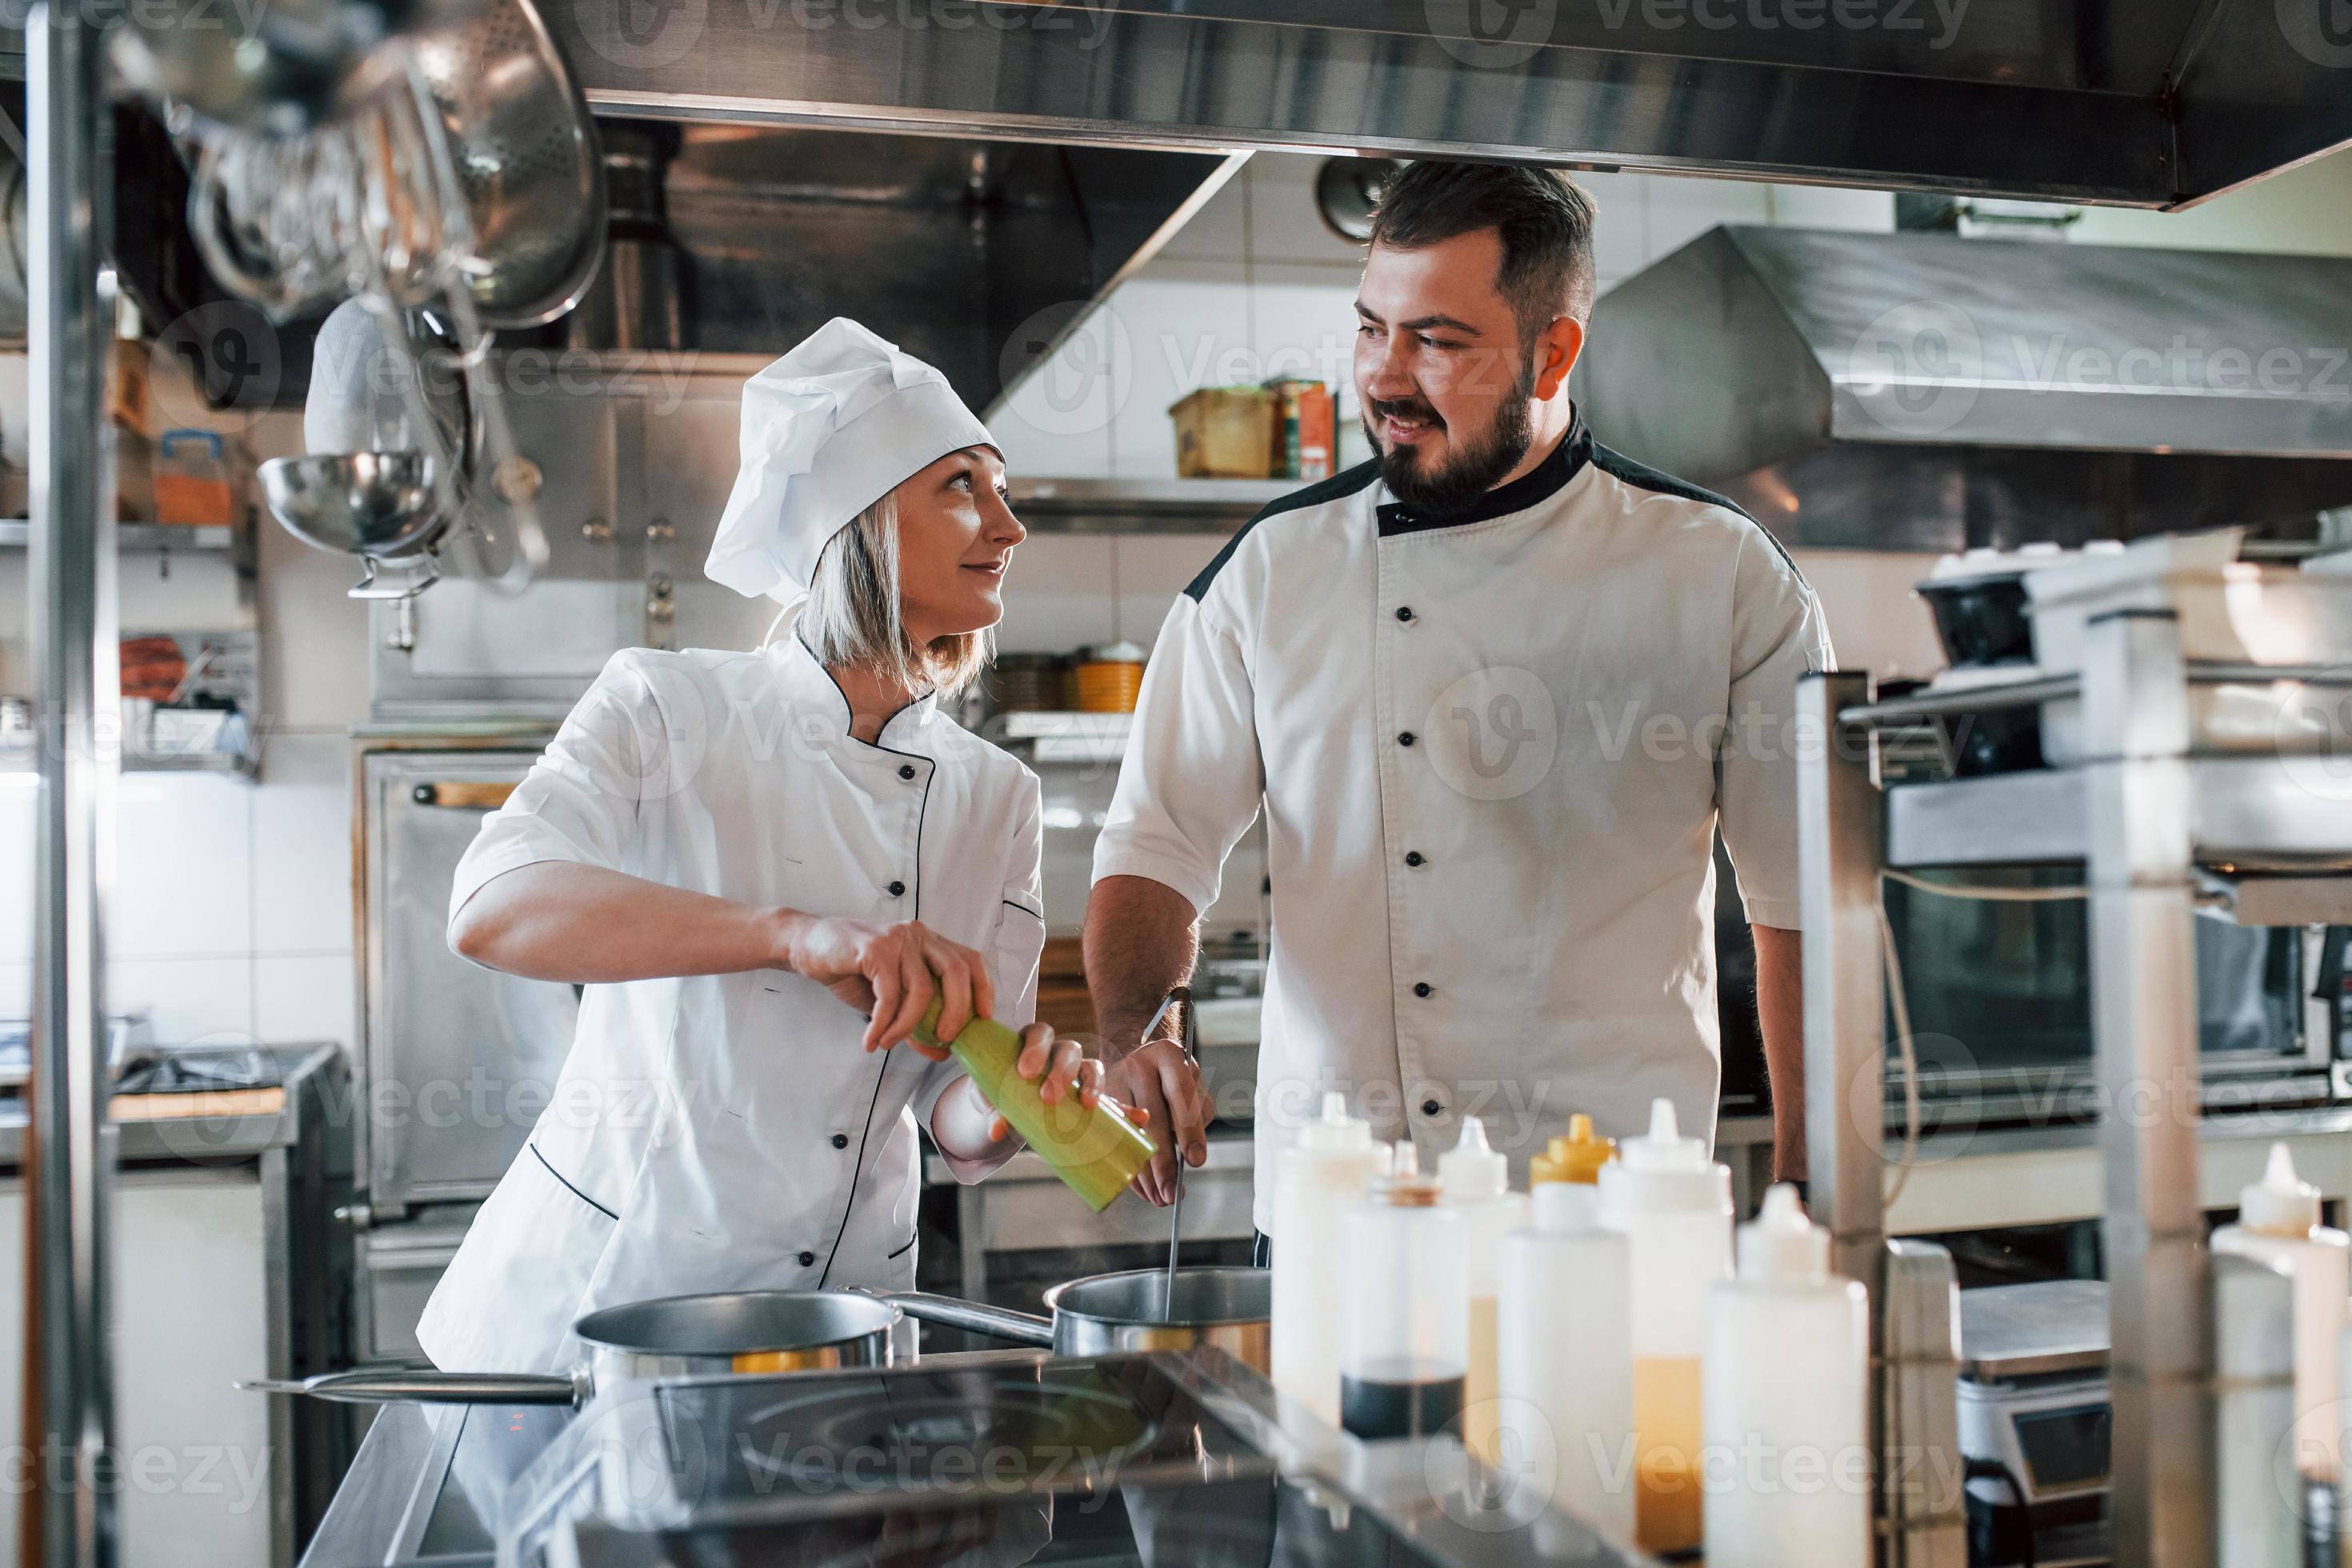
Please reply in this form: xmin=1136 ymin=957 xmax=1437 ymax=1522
xmin=798 ymin=492 xmax=991 ymax=697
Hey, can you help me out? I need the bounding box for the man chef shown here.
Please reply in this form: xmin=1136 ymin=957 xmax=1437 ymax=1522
xmin=1091 ymin=162 xmax=1831 ymax=1236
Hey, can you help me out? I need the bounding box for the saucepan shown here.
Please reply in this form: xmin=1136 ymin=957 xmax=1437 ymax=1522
xmin=886 ymin=1267 xmax=1270 ymax=1374
xmin=241 ymin=1289 xmax=902 ymax=1408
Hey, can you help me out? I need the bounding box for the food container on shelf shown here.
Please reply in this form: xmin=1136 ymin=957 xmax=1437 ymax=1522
xmin=1170 ymin=386 xmax=1276 ymax=478
xmin=982 ymin=652 xmax=1070 ymax=715
xmin=2023 ymin=528 xmax=2352 ymax=764
xmin=155 ymin=430 xmax=236 ymax=526
xmin=1073 ymin=641 xmax=1146 ymax=713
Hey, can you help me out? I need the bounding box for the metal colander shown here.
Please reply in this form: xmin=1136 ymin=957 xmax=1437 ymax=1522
xmin=407 ymin=0 xmax=607 ymax=328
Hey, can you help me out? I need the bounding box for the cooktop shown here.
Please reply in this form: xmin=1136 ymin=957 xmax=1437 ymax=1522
xmin=319 ymin=1350 xmax=1654 ymax=1568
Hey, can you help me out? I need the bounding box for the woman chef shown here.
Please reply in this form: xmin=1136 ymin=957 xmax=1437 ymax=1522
xmin=416 ymin=319 xmax=1138 ymax=1374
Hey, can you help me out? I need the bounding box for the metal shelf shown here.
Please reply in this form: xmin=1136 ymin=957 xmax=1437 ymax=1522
xmin=979 ymin=710 xmax=1130 ymax=763
xmin=0 ymin=521 xmax=238 ymax=551
xmin=1005 ymin=477 xmax=1299 ymax=534
xmin=1885 ymin=760 xmax=2352 ymax=879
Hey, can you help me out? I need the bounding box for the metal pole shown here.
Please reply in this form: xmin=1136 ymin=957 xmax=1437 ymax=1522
xmin=1798 ymin=669 xmax=1885 ymax=1288
xmin=1798 ymin=671 xmax=1966 ymax=1566
xmin=26 ymin=5 xmax=118 ymax=1566
xmin=2081 ymin=610 xmax=2207 ymax=1566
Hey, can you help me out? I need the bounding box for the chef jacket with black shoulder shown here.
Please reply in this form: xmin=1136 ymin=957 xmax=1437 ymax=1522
xmin=1094 ymin=411 xmax=1832 ymax=1234
xmin=417 ymin=627 xmax=1044 ymax=1373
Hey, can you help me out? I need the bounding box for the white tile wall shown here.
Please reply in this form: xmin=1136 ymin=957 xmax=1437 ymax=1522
xmin=1001 ymin=154 xmax=1904 ymax=494
xmin=0 ymin=391 xmax=361 ymax=1051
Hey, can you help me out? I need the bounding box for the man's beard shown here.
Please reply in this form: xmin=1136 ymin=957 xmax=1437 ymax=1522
xmin=1366 ymin=374 xmax=1537 ymax=518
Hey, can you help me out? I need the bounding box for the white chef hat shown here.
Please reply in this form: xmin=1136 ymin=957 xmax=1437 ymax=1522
xmin=706 ymin=318 xmax=997 ymax=602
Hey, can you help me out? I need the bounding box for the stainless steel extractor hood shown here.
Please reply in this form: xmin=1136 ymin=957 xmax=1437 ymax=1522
xmin=513 ymin=121 xmax=1242 ymax=416
xmin=542 ymin=0 xmax=2352 ymax=210
xmin=1578 ymin=226 xmax=2352 ymax=551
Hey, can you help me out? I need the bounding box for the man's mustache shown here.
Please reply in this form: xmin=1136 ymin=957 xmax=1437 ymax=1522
xmin=1367 ymin=397 xmax=1445 ymax=428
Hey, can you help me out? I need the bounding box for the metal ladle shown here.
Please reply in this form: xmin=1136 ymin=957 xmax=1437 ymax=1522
xmin=1140 ymin=986 xmax=1195 ymax=1317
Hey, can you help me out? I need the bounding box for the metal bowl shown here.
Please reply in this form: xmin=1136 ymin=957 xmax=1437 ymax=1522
xmin=260 ymin=451 xmax=447 ymax=560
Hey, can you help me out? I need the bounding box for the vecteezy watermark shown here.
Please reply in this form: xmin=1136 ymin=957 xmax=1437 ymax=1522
xmin=998 ymin=302 xmax=1136 ymax=440
xmin=152 ymin=302 xmax=282 ymax=432
xmin=2276 ymin=0 xmax=2352 ymax=68
xmin=1588 ymin=0 xmax=1970 ymax=46
xmin=573 ymin=0 xmax=710 ymax=70
xmin=570 ymin=0 xmax=1118 ymax=71
xmin=1426 ymin=0 xmax=1561 ymax=68
xmin=1845 ymin=299 xmax=1986 ymax=438
xmin=1426 ymin=667 xmax=1562 ymax=802
xmin=2273 ymin=678 xmax=2352 ymax=808
xmin=1426 ymin=0 xmax=1970 ymax=66
xmin=0 ymin=1439 xmax=271 ymax=1513
xmin=1254 ymin=1074 xmax=1556 ymax=1152
xmin=1846 ymin=300 xmax=2352 ymax=439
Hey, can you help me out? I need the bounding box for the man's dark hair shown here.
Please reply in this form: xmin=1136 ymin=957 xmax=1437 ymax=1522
xmin=1366 ymin=162 xmax=1598 ymax=349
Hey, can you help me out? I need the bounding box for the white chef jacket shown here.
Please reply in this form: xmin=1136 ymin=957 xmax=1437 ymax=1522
xmin=416 ymin=626 xmax=1043 ymax=1373
xmin=1094 ymin=411 xmax=1830 ymax=1233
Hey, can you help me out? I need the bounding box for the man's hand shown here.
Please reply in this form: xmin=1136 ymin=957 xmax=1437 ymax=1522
xmin=1102 ymin=1036 xmax=1212 ymax=1205
xmin=776 ymin=914 xmax=994 ymax=1055
xmin=984 ymin=1023 xmax=1152 ymax=1142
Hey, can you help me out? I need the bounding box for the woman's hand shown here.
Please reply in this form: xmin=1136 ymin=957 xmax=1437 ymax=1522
xmin=775 ymin=914 xmax=994 ymax=1055
xmin=983 ymin=1023 xmax=1154 ymax=1142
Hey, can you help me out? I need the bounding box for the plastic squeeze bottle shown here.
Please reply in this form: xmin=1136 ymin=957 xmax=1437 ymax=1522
xmin=914 ymin=1000 xmax=1155 ymax=1211
xmin=1595 ymin=1097 xmax=1733 ymax=1555
xmin=1340 ymin=1143 xmax=1470 ymax=1440
xmin=1702 ymin=1184 xmax=1870 ymax=1568
xmin=1528 ymin=1111 xmax=1616 ymax=1186
xmin=2212 ymin=1142 xmax=2350 ymax=1480
xmin=1499 ymin=1164 xmax=1634 ymax=1542
xmin=1438 ymin=1119 xmax=1530 ymax=1465
xmin=1271 ymin=1093 xmax=1390 ymax=1426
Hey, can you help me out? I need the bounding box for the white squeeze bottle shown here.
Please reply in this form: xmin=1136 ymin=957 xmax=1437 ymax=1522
xmin=2212 ymin=1142 xmax=2350 ymax=1481
xmin=1596 ymin=1097 xmax=1733 ymax=1556
xmin=1498 ymin=1170 xmax=1634 ymax=1543
xmin=1439 ymin=1119 xmax=1530 ymax=1466
xmin=1702 ymin=1184 xmax=1870 ymax=1568
xmin=1340 ymin=1143 xmax=1471 ymax=1440
xmin=1270 ymin=1092 xmax=1389 ymax=1427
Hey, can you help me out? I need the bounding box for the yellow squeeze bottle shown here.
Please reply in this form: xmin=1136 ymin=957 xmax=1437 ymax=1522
xmin=1529 ymin=1112 xmax=1616 ymax=1187
xmin=914 ymin=1000 xmax=1156 ymax=1211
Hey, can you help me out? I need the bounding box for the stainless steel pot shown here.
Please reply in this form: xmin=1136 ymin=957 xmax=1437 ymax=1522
xmin=889 ymin=1267 xmax=1270 ymax=1373
xmin=243 ymin=1289 xmax=900 ymax=1407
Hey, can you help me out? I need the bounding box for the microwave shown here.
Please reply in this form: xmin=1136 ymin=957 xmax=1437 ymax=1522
xmin=1712 ymin=847 xmax=2347 ymax=1125
xmin=1877 ymin=870 xmax=2341 ymax=1121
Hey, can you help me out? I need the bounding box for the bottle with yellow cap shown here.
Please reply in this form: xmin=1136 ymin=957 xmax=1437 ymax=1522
xmin=1530 ymin=1111 xmax=1617 ymax=1186
xmin=1498 ymin=1114 xmax=1633 ymax=1543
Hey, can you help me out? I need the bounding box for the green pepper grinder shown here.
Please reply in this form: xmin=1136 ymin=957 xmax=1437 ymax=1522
xmin=914 ymin=1001 xmax=1157 ymax=1212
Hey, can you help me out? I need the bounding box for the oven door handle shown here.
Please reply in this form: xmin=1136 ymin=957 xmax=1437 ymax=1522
xmin=410 ymin=782 xmax=517 ymax=810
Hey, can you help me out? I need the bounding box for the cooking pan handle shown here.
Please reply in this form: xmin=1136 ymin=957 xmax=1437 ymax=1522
xmin=237 ymin=1368 xmax=586 ymax=1406
xmin=878 ymin=1290 xmax=1054 ymax=1346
